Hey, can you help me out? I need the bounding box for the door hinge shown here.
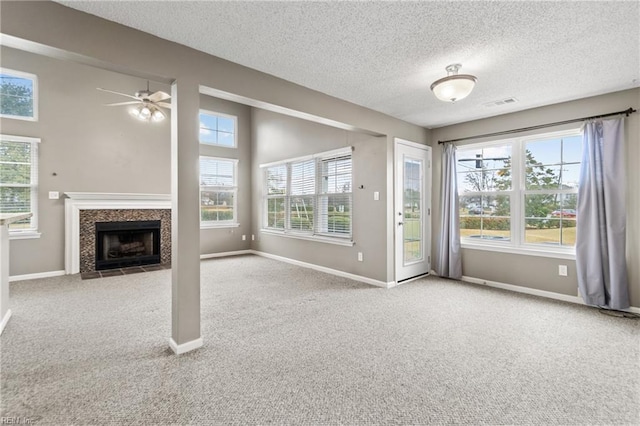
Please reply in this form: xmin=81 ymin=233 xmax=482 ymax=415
xmin=428 ymin=208 xmax=430 ymax=215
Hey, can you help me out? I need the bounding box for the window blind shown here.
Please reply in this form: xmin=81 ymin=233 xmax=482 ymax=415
xmin=199 ymin=156 xmax=237 ymax=224
xmin=262 ymin=147 xmax=352 ymax=239
xmin=0 ymin=135 xmax=40 ymax=232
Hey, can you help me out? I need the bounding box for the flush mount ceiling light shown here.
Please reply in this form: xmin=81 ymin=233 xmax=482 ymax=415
xmin=430 ymin=64 xmax=477 ymax=103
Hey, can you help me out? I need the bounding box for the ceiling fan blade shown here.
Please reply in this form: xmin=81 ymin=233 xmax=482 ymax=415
xmin=155 ymin=102 xmax=172 ymax=109
xmin=148 ymin=91 xmax=171 ymax=103
xmin=97 ymin=87 xmax=140 ymax=101
xmin=104 ymin=101 xmax=140 ymax=107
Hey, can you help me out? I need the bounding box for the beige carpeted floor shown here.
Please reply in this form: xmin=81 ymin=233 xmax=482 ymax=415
xmin=1 ymin=254 xmax=639 ymax=425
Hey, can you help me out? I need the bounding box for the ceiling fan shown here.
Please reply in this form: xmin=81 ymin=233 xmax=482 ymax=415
xmin=97 ymin=81 xmax=171 ymax=122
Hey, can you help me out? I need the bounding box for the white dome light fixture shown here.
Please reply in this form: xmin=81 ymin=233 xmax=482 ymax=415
xmin=430 ymin=64 xmax=477 ymax=102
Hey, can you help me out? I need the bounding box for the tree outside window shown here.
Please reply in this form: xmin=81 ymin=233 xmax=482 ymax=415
xmin=0 ymin=69 xmax=37 ymax=120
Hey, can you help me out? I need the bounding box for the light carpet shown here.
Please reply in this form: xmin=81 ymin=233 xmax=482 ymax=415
xmin=1 ymin=254 xmax=638 ymax=425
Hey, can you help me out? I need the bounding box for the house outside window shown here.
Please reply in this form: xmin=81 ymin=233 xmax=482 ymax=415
xmin=262 ymin=147 xmax=352 ymax=242
xmin=457 ymin=129 xmax=581 ymax=254
xmin=0 ymin=68 xmax=38 ymax=121
xmin=0 ymin=135 xmax=40 ymax=237
xmin=199 ymin=156 xmax=238 ymax=228
xmin=199 ymin=110 xmax=237 ymax=148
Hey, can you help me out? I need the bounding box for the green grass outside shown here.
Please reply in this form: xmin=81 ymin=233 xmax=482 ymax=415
xmin=460 ymin=227 xmax=576 ymax=245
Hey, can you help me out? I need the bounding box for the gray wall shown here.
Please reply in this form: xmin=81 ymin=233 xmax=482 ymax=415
xmin=1 ymin=48 xmax=257 ymax=275
xmin=199 ymin=95 xmax=252 ymax=254
xmin=1 ymin=46 xmax=171 ymax=275
xmin=1 ymin=1 xmax=428 ymax=283
xmin=250 ymin=109 xmax=389 ymax=283
xmin=431 ymin=89 xmax=640 ymax=308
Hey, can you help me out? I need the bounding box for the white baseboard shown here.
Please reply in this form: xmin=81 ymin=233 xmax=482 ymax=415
xmin=462 ymin=275 xmax=640 ymax=314
xmin=252 ymin=250 xmax=393 ymax=288
xmin=9 ymin=270 xmax=66 ymax=282
xmin=169 ymin=337 xmax=203 ymax=355
xmin=200 ymin=250 xmax=253 ymax=260
xmin=0 ymin=309 xmax=12 ymax=335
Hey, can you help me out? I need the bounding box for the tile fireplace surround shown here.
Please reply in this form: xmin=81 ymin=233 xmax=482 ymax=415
xmin=64 ymin=193 xmax=171 ymax=274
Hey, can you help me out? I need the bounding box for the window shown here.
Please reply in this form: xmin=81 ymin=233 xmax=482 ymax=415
xmin=0 ymin=135 xmax=40 ymax=236
xmin=262 ymin=147 xmax=353 ymax=242
xmin=457 ymin=129 xmax=581 ymax=254
xmin=199 ymin=157 xmax=238 ymax=227
xmin=199 ymin=110 xmax=237 ymax=148
xmin=0 ymin=68 xmax=37 ymax=121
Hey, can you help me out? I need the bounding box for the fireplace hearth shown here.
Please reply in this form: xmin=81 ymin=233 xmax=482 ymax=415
xmin=95 ymin=220 xmax=161 ymax=270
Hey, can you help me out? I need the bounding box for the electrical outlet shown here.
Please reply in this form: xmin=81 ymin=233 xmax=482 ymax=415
xmin=357 ymin=252 xmax=363 ymax=262
xmin=48 ymin=191 xmax=59 ymax=199
xmin=558 ymin=265 xmax=568 ymax=276
xmin=242 ymin=235 xmax=246 ymax=241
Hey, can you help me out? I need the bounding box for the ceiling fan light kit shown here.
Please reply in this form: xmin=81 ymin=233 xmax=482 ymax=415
xmin=431 ymin=64 xmax=477 ymax=102
xmin=129 ymin=103 xmax=166 ymax=122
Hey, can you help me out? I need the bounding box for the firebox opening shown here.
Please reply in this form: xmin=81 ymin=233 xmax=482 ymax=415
xmin=95 ymin=220 xmax=161 ymax=270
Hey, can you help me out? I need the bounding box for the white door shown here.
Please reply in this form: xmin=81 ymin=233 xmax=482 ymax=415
xmin=395 ymin=139 xmax=431 ymax=283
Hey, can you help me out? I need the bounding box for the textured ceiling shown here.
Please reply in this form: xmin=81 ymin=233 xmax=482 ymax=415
xmin=55 ymin=1 xmax=639 ymax=128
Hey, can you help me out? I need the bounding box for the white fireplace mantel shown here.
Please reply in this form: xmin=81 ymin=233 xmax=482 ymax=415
xmin=64 ymin=193 xmax=171 ymax=274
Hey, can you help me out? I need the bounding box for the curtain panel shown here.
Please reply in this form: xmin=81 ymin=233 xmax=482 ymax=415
xmin=576 ymin=118 xmax=629 ymax=310
xmin=436 ymin=143 xmax=462 ymax=279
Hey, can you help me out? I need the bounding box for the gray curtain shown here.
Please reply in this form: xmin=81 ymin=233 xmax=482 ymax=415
xmin=576 ymin=118 xmax=629 ymax=310
xmin=436 ymin=143 xmax=462 ymax=279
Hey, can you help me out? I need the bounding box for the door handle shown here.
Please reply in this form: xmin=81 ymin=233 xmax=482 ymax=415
xmin=398 ymin=222 xmax=404 ymax=226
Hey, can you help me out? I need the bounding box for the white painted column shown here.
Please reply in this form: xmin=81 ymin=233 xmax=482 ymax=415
xmin=0 ymin=213 xmax=32 ymax=335
xmin=169 ymin=78 xmax=202 ymax=354
xmin=0 ymin=224 xmax=11 ymax=334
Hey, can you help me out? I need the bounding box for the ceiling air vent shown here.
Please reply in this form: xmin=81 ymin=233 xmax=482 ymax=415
xmin=483 ymin=97 xmax=518 ymax=108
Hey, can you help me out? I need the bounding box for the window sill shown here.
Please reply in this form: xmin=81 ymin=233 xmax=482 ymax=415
xmin=261 ymin=229 xmax=355 ymax=247
xmin=0 ymin=114 xmax=37 ymax=122
xmin=199 ymin=142 xmax=237 ymax=149
xmin=201 ymin=222 xmax=240 ymax=229
xmin=461 ymin=241 xmax=576 ymax=260
xmin=9 ymin=231 xmax=41 ymax=240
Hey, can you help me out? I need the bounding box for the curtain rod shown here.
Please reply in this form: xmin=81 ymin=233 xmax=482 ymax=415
xmin=437 ymin=107 xmax=637 ymax=144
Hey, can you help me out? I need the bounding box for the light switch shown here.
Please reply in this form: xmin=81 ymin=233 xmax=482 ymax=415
xmin=373 ymin=191 xmax=380 ymax=201
xmin=49 ymin=191 xmax=60 ymax=200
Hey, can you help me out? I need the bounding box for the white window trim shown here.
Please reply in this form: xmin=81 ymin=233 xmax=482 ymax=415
xmin=261 ymin=229 xmax=355 ymax=246
xmin=0 ymin=68 xmax=38 ymax=121
xmin=261 ymin=147 xmax=353 ymax=242
xmin=9 ymin=231 xmax=42 ymax=240
xmin=457 ymin=128 xmax=581 ymax=258
xmin=199 ymin=156 xmax=239 ymax=228
xmin=1 ymin=134 xmax=40 ymax=237
xmin=198 ymin=109 xmax=238 ymax=149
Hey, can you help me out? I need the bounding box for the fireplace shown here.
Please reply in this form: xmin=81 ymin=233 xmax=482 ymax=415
xmin=95 ymin=220 xmax=161 ymax=270
xmin=64 ymin=193 xmax=171 ymax=274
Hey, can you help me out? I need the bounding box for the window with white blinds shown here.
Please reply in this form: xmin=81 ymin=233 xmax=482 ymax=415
xmin=199 ymin=156 xmax=238 ymax=227
xmin=0 ymin=135 xmax=40 ymax=234
xmin=318 ymin=153 xmax=352 ymax=236
xmin=265 ymin=164 xmax=286 ymax=229
xmin=262 ymin=147 xmax=352 ymax=240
